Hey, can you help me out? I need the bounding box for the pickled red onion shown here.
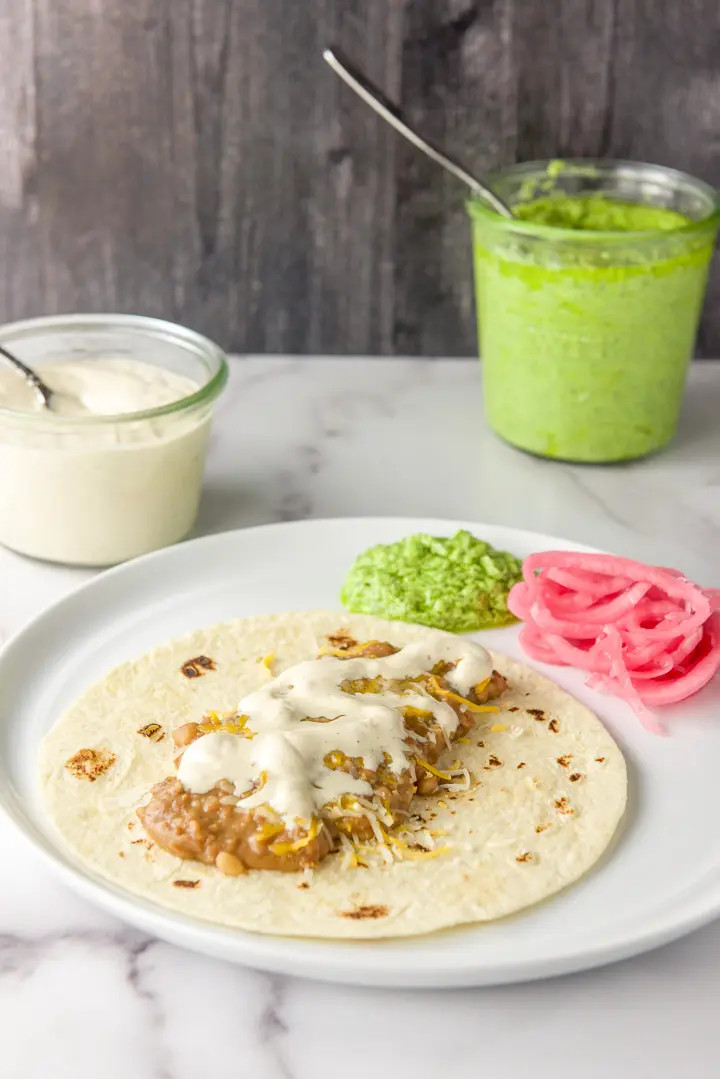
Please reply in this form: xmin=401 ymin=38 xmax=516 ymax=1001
xmin=507 ymin=552 xmax=720 ymax=731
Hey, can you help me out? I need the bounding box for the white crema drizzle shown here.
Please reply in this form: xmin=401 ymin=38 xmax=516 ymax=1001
xmin=177 ymin=638 xmax=493 ymax=825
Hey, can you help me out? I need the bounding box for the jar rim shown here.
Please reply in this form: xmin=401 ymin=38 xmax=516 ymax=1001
xmin=0 ymin=313 xmax=229 ymax=427
xmin=467 ymin=158 xmax=720 ymax=243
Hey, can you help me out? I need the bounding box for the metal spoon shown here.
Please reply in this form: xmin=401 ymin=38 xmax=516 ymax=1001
xmin=323 ymin=46 xmax=514 ymax=219
xmin=0 ymin=343 xmax=54 ymax=409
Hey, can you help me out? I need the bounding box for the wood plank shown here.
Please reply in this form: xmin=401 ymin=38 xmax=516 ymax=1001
xmin=0 ymin=1 xmax=718 ymax=355
xmin=0 ymin=0 xmax=403 ymax=354
xmin=602 ymin=0 xmax=720 ymax=355
xmin=392 ymin=0 xmax=516 ymax=356
xmin=512 ymin=0 xmax=618 ymax=159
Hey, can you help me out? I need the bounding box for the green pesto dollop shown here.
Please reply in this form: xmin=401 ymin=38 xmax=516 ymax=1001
xmin=512 ymin=194 xmax=690 ymax=232
xmin=340 ymin=530 xmax=522 ymax=632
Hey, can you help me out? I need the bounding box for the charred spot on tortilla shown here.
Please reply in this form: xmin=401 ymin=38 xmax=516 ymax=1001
xmin=298 ymin=881 xmax=310 ymax=889
xmin=325 ymin=631 xmax=357 ymax=651
xmin=556 ymin=755 xmax=572 ymax=768
xmin=548 ymin=719 xmax=560 ymax=733
xmin=516 ymin=762 xmax=527 ymax=769
xmin=137 ymin=722 xmax=165 ymax=742
xmin=595 ymin=756 xmax=606 ymax=763
xmin=569 ymin=773 xmax=583 ymax=783
xmin=535 ymin=823 xmax=550 ymax=833
xmin=173 ymin=879 xmax=200 ymax=888
xmin=325 ymin=637 xmax=398 ymax=659
xmin=485 ymin=754 xmax=503 ymax=768
xmin=340 ymin=904 xmax=389 ymax=920
xmin=180 ymin=655 xmax=216 ymax=679
xmin=65 ymin=748 xmax=116 ymax=781
xmin=554 ymin=797 xmax=574 ymax=814
xmin=528 ymin=708 xmax=546 ymax=721
xmin=508 ymin=706 xmax=519 ymax=712
xmin=516 ymin=852 xmax=533 ymax=863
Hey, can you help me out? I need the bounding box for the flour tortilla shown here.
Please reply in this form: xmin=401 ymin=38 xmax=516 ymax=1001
xmin=39 ymin=611 xmax=627 ymax=939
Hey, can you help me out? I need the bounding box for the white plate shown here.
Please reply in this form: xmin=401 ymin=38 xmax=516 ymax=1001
xmin=1 ymin=518 xmax=719 ymax=988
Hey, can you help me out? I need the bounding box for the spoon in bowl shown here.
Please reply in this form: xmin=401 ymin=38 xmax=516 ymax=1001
xmin=323 ymin=46 xmax=514 ymax=219
xmin=0 ymin=344 xmax=55 ymax=409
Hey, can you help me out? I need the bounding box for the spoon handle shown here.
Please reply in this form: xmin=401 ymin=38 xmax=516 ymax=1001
xmin=0 ymin=344 xmax=52 ymax=408
xmin=323 ymin=47 xmax=513 ymax=219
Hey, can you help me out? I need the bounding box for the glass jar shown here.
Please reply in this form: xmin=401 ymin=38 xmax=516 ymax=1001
xmin=0 ymin=314 xmax=228 ymax=566
xmin=468 ymin=160 xmax=720 ymax=462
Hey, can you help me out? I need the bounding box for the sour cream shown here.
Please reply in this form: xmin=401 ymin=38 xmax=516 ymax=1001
xmin=178 ymin=639 xmax=493 ymax=825
xmin=0 ymin=317 xmax=227 ymax=566
xmin=0 ymin=358 xmax=199 ymax=418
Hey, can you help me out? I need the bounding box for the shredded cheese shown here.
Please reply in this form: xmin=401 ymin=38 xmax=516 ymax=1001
xmin=256 ymin=820 xmax=285 ymax=841
xmin=338 ymin=834 xmax=359 ymax=870
xmin=402 ymin=705 xmax=434 ymax=720
xmin=380 ymin=827 xmax=449 ymax=862
xmin=415 ymin=757 xmax=453 ymax=782
xmin=400 ymin=844 xmax=451 ymax=861
xmin=428 ymin=675 xmax=500 ymax=713
xmin=365 ymin=814 xmax=394 ymax=864
xmin=198 ymin=711 xmax=253 ymax=737
xmin=269 ymin=817 xmax=320 ymax=855
xmin=446 ymin=767 xmax=471 ymax=793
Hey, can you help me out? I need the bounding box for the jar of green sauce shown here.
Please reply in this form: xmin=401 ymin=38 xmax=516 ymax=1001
xmin=468 ymin=160 xmax=720 ymax=462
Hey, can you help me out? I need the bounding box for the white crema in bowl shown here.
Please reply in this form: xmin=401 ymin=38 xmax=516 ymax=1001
xmin=0 ymin=318 xmax=228 ymax=566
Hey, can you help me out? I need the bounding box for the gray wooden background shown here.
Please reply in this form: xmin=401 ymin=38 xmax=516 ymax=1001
xmin=2 ymin=0 xmax=720 ymax=356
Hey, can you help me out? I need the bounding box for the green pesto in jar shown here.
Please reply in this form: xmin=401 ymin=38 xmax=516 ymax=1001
xmin=470 ymin=192 xmax=716 ymax=462
xmin=512 ymin=195 xmax=690 ymax=232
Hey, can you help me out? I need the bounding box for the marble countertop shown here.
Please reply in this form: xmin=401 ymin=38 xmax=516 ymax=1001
xmin=2 ymin=357 xmax=720 ymax=1078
